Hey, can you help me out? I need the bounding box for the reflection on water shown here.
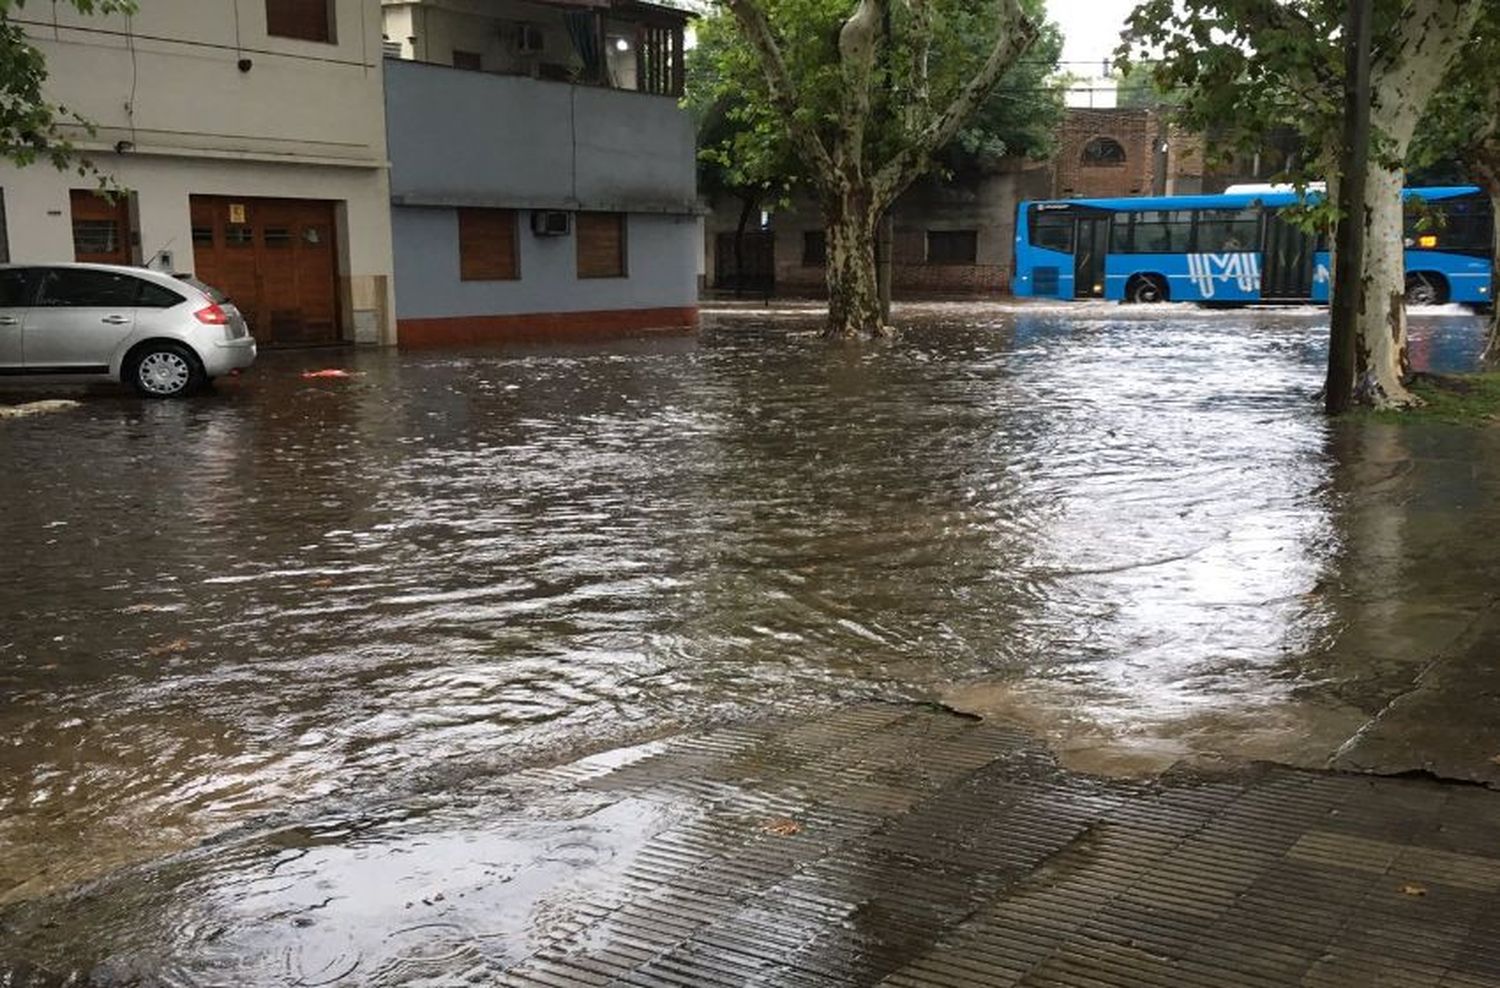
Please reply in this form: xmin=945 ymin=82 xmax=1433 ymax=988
xmin=0 ymin=301 xmax=1494 ymax=977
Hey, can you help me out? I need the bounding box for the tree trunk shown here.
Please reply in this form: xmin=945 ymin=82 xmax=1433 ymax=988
xmin=733 ymin=194 xmax=756 ymax=297
xmin=824 ymin=190 xmax=883 ymax=339
xmin=1353 ymin=162 xmax=1415 ymax=406
xmin=1355 ymin=0 xmax=1481 ymax=404
xmin=1475 ymin=161 xmax=1500 ymax=363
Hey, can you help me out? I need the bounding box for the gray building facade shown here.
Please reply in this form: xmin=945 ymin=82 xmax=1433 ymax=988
xmin=382 ymin=0 xmax=699 ymax=346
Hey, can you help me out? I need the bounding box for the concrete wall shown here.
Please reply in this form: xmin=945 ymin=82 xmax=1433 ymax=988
xmin=385 ymin=58 xmax=695 ymax=213
xmin=22 ymin=0 xmax=387 ymax=166
xmin=2 ymin=0 xmax=396 ymax=342
xmin=393 ymin=208 xmax=698 ymax=318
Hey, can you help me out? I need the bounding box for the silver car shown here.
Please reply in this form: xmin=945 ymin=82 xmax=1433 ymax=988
xmin=0 ymin=262 xmax=257 ymax=398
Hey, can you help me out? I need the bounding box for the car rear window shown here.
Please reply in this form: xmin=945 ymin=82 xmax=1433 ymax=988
xmin=172 ymin=273 xmax=230 ymax=304
xmin=137 ymin=281 xmax=185 ymax=308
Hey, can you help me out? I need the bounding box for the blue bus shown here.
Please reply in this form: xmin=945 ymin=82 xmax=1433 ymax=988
xmin=1013 ymin=186 xmax=1492 ymax=306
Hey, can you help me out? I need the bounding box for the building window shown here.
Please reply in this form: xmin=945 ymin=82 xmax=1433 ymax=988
xmin=1082 ymin=136 xmax=1127 ymax=167
xmin=266 ymin=0 xmax=333 ymax=44
xmin=927 ymin=230 xmax=978 ymax=265
xmin=577 ymin=212 xmax=627 ymax=279
xmin=452 ymin=49 xmax=482 ymax=71
xmin=72 ymin=221 xmax=120 ymax=257
xmin=802 ymin=231 xmax=827 ymax=267
xmin=69 ymin=189 xmax=131 ymax=263
xmin=458 ymin=208 xmax=520 ymax=281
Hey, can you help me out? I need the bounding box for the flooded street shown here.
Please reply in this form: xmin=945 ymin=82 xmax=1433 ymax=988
xmin=4 ymin=301 xmax=1500 ymax=981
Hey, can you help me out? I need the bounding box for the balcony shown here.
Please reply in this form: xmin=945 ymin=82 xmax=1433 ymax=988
xmin=384 ymin=56 xmax=696 ymax=214
xmin=381 ymin=0 xmax=687 ymax=97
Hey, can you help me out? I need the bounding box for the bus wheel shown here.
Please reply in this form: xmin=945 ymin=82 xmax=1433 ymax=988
xmin=1127 ymin=274 xmax=1168 ymax=304
xmin=1404 ymin=273 xmax=1448 ymax=306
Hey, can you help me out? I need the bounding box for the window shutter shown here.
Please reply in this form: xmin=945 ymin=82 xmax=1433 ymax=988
xmin=458 ymin=209 xmax=519 ymax=281
xmin=577 ymin=213 xmax=626 ymax=278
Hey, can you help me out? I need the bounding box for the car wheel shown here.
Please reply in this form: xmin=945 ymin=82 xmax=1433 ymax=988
xmin=1128 ymin=275 xmax=1168 ymax=304
xmin=127 ymin=343 xmax=205 ymax=399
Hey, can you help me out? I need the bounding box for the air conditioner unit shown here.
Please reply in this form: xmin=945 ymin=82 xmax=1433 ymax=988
xmin=516 ymin=24 xmax=545 ymax=54
xmin=531 ymin=211 xmax=571 ymax=237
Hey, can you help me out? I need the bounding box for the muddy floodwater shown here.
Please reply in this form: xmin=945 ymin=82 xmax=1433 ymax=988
xmin=3 ymin=301 xmax=1499 ymax=981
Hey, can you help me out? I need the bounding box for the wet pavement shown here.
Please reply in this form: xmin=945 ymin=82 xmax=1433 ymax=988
xmin=4 ymin=300 xmax=1500 ymax=982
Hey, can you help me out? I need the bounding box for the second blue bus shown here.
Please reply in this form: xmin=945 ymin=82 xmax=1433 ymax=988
xmin=1013 ymin=186 xmax=1493 ymax=306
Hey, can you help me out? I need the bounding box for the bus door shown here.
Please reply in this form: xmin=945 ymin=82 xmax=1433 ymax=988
xmin=1074 ymin=217 xmax=1109 ymax=298
xmin=1261 ymin=213 xmax=1315 ymax=300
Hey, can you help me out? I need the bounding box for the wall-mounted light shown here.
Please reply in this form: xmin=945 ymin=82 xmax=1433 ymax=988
xmin=614 ymin=37 xmax=631 ymax=52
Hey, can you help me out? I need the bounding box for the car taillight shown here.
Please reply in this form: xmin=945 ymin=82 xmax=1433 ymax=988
xmin=194 ymin=303 xmax=229 ymax=325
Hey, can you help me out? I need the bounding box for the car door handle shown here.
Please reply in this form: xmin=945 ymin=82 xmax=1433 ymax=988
xmin=101 ymin=315 xmax=131 ymax=325
xmin=0 ymin=316 xmax=17 ymax=326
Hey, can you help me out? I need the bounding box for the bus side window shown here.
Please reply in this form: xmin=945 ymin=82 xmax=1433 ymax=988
xmin=1131 ymin=210 xmax=1193 ymax=253
xmin=1196 ymin=209 xmax=1260 ymax=252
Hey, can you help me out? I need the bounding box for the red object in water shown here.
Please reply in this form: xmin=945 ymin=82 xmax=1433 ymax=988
xmin=301 ymin=369 xmax=357 ymax=379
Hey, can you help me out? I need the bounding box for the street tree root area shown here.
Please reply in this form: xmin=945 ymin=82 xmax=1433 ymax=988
xmin=1373 ymin=372 xmax=1500 ymax=423
xmin=8 ymin=704 xmax=1500 ymax=985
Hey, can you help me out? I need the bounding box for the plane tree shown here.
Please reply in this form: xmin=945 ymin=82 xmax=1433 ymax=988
xmin=703 ymin=0 xmax=1049 ymax=339
xmin=1122 ymin=0 xmax=1481 ymax=408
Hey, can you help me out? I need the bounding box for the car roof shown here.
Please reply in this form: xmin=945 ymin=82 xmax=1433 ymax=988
xmin=0 ymin=261 xmax=188 ymax=288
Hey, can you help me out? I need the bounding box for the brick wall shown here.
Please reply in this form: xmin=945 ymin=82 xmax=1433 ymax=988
xmin=1053 ymin=107 xmax=1162 ymax=199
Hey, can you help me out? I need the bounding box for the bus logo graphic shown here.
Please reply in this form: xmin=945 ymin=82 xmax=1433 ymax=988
xmin=1186 ymin=253 xmax=1261 ymax=298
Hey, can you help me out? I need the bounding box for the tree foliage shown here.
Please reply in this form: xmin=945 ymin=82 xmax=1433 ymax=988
xmin=0 ymin=0 xmax=135 ymax=174
xmin=697 ymin=0 xmax=1048 ymax=337
xmin=1113 ymin=60 xmax=1182 ymax=111
xmin=690 ymin=0 xmax=1062 ymax=205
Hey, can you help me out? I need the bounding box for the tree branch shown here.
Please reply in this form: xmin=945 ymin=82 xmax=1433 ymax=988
xmin=722 ymin=0 xmax=835 ymax=180
xmin=836 ymin=0 xmax=884 ymax=177
xmin=873 ymin=0 xmax=1037 ymax=203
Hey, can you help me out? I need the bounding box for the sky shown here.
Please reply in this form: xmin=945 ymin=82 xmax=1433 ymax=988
xmin=1053 ymin=0 xmax=1141 ymax=68
xmin=1049 ymin=0 xmax=1143 ymax=107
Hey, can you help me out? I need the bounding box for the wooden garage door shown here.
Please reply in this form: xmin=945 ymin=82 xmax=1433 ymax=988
xmin=189 ymin=196 xmax=340 ymax=346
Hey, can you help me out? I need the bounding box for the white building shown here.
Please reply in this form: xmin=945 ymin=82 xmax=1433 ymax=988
xmin=1 ymin=0 xmax=396 ymax=345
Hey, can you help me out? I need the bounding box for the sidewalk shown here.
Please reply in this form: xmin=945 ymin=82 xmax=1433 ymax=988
xmin=489 ymin=704 xmax=1500 ymax=988
xmin=5 ymin=702 xmax=1500 ymax=986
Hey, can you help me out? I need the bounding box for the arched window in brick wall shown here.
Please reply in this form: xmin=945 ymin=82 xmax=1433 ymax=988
xmin=1081 ymin=137 xmax=1127 ymax=167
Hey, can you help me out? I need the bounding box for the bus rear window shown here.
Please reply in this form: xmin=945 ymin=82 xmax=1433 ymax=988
xmin=1030 ymin=211 xmax=1074 ymax=252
